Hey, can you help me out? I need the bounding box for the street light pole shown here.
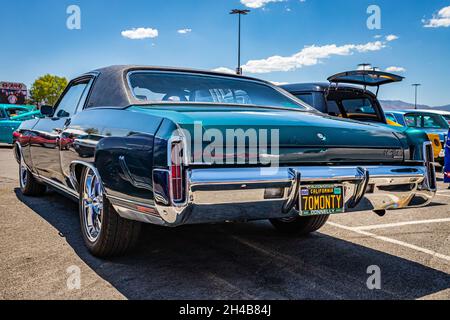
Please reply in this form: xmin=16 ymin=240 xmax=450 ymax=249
xmin=358 ymin=63 xmax=372 ymax=71
xmin=230 ymin=9 xmax=250 ymax=75
xmin=412 ymin=84 xmax=421 ymax=109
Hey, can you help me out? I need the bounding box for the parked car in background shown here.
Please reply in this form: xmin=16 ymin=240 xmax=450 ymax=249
xmin=0 ymin=104 xmax=40 ymax=144
xmin=281 ymin=70 xmax=404 ymax=125
xmin=281 ymin=70 xmax=444 ymax=163
xmin=14 ymin=66 xmax=436 ymax=257
xmin=384 ymin=110 xmax=449 ymax=164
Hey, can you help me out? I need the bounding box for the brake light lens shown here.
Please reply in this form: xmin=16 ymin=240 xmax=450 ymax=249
xmin=170 ymin=140 xmax=184 ymax=203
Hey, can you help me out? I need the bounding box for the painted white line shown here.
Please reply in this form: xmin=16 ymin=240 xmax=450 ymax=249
xmin=436 ymin=194 xmax=450 ymax=198
xmin=353 ymin=218 xmax=450 ymax=231
xmin=327 ymin=222 xmax=450 ymax=262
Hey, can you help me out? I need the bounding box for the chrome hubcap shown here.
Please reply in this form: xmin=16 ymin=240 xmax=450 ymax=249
xmin=19 ymin=157 xmax=28 ymax=189
xmin=81 ymin=169 xmax=103 ymax=242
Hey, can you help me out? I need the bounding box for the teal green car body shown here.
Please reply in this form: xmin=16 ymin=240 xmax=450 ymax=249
xmin=0 ymin=104 xmax=41 ymax=144
xmin=130 ymin=105 xmax=431 ymax=163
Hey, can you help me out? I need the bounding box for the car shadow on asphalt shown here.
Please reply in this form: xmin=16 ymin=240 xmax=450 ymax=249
xmin=15 ymin=188 xmax=450 ymax=300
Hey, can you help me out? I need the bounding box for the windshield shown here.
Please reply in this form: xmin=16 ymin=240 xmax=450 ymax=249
xmin=442 ymin=114 xmax=450 ymax=125
xmin=5 ymin=107 xmax=29 ymax=118
xmin=404 ymin=113 xmax=449 ymax=129
xmin=128 ymin=72 xmax=307 ymax=110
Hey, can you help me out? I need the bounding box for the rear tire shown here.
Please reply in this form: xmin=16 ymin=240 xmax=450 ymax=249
xmin=79 ymin=167 xmax=141 ymax=258
xmin=270 ymin=215 xmax=329 ymax=235
xmin=19 ymin=156 xmax=46 ymax=196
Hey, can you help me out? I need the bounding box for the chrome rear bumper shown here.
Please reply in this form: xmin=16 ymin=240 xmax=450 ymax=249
xmin=111 ymin=163 xmax=436 ymax=227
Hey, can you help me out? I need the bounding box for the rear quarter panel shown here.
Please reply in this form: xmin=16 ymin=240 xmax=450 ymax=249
xmin=63 ymin=108 xmax=165 ymax=204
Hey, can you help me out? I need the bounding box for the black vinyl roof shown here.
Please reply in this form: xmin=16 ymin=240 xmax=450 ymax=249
xmin=82 ymin=65 xmax=269 ymax=108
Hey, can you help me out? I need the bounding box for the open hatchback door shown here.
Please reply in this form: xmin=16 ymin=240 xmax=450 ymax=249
xmin=327 ymin=70 xmax=404 ymax=96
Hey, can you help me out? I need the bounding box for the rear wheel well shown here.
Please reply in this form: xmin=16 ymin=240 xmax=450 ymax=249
xmin=13 ymin=143 xmax=21 ymax=164
xmin=71 ymin=163 xmax=92 ymax=193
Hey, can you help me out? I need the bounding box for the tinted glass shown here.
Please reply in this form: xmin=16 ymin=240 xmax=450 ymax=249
xmin=385 ymin=113 xmax=397 ymax=123
xmin=442 ymin=114 xmax=450 ymax=124
xmin=341 ymin=98 xmax=376 ymax=115
xmin=128 ymin=72 xmax=307 ymax=110
xmin=326 ymin=100 xmax=343 ymax=117
xmin=423 ymin=115 xmax=447 ymax=129
xmin=5 ymin=107 xmax=29 ymax=117
xmin=294 ymin=93 xmax=314 ymax=106
xmin=55 ymin=82 xmax=89 ymax=118
xmin=405 ymin=114 xmax=448 ymax=129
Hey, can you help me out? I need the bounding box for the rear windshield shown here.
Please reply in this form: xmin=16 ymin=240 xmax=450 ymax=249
xmin=340 ymin=98 xmax=377 ymax=115
xmin=128 ymin=71 xmax=307 ymax=110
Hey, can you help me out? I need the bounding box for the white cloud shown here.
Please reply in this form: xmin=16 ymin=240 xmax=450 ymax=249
xmin=242 ymin=41 xmax=386 ymax=74
xmin=385 ymin=66 xmax=406 ymax=73
xmin=177 ymin=28 xmax=192 ymax=34
xmin=374 ymin=35 xmax=382 ymax=39
xmin=241 ymin=0 xmax=284 ymax=9
xmin=212 ymin=67 xmax=236 ymax=74
xmin=386 ymin=34 xmax=399 ymax=42
xmin=423 ymin=6 xmax=450 ymax=28
xmin=121 ymin=27 xmax=159 ymax=40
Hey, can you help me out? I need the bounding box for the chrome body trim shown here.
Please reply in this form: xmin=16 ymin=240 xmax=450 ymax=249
xmin=107 ymin=195 xmax=166 ymax=225
xmin=38 ymin=175 xmax=79 ymax=199
xmin=149 ymin=163 xmax=435 ymax=227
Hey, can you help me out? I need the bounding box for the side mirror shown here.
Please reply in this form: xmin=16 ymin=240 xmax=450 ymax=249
xmin=40 ymin=105 xmax=54 ymax=117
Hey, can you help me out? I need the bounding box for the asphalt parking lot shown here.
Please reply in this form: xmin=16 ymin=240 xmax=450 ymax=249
xmin=0 ymin=145 xmax=449 ymax=300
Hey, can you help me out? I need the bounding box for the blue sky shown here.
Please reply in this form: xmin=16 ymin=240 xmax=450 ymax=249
xmin=1 ymin=0 xmax=449 ymax=106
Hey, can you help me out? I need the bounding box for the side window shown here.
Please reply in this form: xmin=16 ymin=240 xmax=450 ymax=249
xmin=326 ymin=100 xmax=343 ymax=117
xmin=385 ymin=113 xmax=397 ymax=123
xmin=404 ymin=114 xmax=420 ymax=127
xmin=294 ymin=93 xmax=314 ymax=106
xmin=0 ymin=109 xmax=5 ymax=119
xmin=54 ymin=81 xmax=90 ymax=118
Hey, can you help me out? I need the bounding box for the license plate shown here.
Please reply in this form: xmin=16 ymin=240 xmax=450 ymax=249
xmin=299 ymin=184 xmax=345 ymax=216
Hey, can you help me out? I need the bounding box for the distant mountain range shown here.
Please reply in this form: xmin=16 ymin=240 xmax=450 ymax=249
xmin=380 ymin=100 xmax=450 ymax=112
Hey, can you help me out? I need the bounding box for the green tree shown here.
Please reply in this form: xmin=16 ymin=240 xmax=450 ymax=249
xmin=30 ymin=74 xmax=68 ymax=106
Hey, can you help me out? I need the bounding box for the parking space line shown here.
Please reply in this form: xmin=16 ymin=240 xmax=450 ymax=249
xmin=352 ymin=218 xmax=450 ymax=231
xmin=327 ymin=222 xmax=450 ymax=262
xmin=436 ymin=194 xmax=450 ymax=198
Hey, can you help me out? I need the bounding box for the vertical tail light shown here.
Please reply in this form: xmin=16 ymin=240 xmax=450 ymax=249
xmin=170 ymin=139 xmax=184 ymax=203
xmin=423 ymin=142 xmax=436 ymax=190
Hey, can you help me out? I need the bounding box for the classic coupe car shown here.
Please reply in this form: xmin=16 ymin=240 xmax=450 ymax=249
xmin=0 ymin=104 xmax=40 ymax=144
xmin=14 ymin=66 xmax=436 ymax=257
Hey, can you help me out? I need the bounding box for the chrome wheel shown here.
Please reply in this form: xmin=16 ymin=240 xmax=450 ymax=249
xmin=19 ymin=157 xmax=28 ymax=189
xmin=81 ymin=169 xmax=104 ymax=243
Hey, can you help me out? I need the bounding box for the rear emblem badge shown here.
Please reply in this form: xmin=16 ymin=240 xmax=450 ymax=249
xmin=317 ymin=133 xmax=327 ymax=141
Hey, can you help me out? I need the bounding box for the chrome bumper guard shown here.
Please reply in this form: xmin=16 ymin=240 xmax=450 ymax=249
xmin=140 ymin=163 xmax=436 ymax=227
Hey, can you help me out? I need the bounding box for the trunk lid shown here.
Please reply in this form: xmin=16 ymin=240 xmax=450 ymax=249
xmin=131 ymin=105 xmax=406 ymax=164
